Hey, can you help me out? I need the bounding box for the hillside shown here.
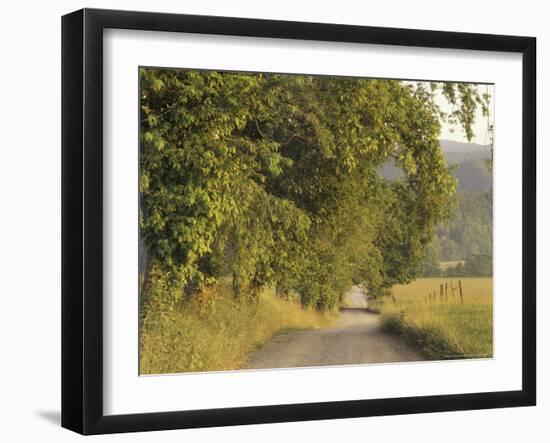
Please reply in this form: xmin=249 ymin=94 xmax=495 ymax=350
xmin=452 ymin=159 xmax=493 ymax=191
xmin=381 ymin=139 xmax=492 ymax=192
xmin=380 ymin=140 xmax=493 ymax=263
xmin=439 ymin=139 xmax=491 ymax=154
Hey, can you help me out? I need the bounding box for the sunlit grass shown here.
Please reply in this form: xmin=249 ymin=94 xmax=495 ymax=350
xmin=380 ymin=278 xmax=493 ymax=360
xmin=140 ymin=284 xmax=332 ymax=374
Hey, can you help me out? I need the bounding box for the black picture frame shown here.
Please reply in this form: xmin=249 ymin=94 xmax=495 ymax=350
xmin=62 ymin=8 xmax=536 ymax=435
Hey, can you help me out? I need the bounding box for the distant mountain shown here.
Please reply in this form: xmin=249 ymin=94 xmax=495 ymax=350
xmin=439 ymin=140 xmax=491 ymax=154
xmin=452 ymin=159 xmax=493 ymax=191
xmin=440 ymin=140 xmax=492 ymax=192
xmin=445 ymin=150 xmax=491 ymax=164
xmin=380 ymin=139 xmax=493 ymax=192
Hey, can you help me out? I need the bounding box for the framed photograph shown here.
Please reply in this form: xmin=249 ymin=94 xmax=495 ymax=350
xmin=61 ymin=8 xmax=536 ymax=435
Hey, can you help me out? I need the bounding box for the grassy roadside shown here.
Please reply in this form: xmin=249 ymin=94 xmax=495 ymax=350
xmin=140 ymin=285 xmax=332 ymax=374
xmin=377 ymin=278 xmax=493 ymax=360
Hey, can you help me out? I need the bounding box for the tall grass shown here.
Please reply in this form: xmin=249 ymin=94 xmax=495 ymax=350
xmin=379 ymin=278 xmax=493 ymax=360
xmin=140 ymin=283 xmax=331 ymax=374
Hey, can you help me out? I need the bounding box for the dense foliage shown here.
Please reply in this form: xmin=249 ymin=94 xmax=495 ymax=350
xmin=436 ymin=191 xmax=492 ymax=261
xmin=418 ymin=190 xmax=493 ymax=277
xmin=444 ymin=255 xmax=493 ymax=277
xmin=140 ymin=68 xmax=487 ymax=311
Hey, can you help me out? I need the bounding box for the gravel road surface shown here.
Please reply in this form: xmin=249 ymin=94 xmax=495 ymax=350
xmin=244 ymin=286 xmax=426 ymax=369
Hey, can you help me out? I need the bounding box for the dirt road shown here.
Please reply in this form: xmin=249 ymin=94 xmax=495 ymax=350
xmin=244 ymin=286 xmax=426 ymax=369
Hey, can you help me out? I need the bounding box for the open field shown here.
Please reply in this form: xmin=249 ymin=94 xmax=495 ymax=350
xmin=140 ymin=284 xmax=332 ymax=374
xmin=379 ymin=277 xmax=493 ymax=360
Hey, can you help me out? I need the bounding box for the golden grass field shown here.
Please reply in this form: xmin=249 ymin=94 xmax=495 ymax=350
xmin=140 ymin=284 xmax=332 ymax=374
xmin=380 ymin=277 xmax=493 ymax=360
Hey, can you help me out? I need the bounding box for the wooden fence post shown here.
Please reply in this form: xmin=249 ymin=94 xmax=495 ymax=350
xmin=440 ymin=283 xmax=445 ymax=302
xmin=458 ymin=280 xmax=464 ymax=304
xmin=445 ymin=282 xmax=448 ymax=300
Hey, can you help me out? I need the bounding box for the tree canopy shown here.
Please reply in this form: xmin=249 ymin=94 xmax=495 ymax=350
xmin=139 ymin=68 xmax=488 ymax=311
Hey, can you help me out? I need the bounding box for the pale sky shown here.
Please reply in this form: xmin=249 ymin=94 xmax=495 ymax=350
xmin=436 ymin=84 xmax=494 ymax=145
